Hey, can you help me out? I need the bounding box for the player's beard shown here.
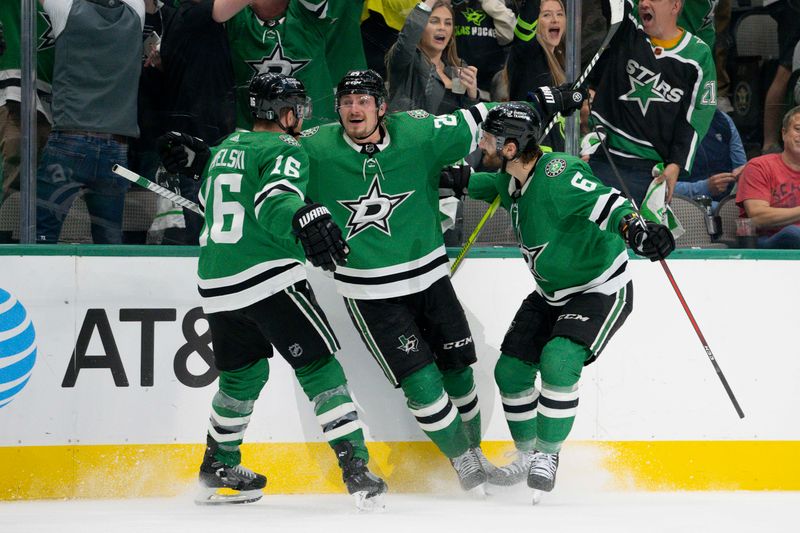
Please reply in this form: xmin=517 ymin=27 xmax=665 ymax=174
xmin=481 ymin=149 xmax=503 ymax=171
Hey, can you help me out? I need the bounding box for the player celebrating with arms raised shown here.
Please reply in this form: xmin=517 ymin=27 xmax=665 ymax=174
xmin=466 ymin=102 xmax=674 ymax=501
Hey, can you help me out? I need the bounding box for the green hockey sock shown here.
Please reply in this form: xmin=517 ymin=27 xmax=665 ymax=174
xmin=441 ymin=366 xmax=482 ymax=448
xmin=494 ymin=353 xmax=539 ymax=450
xmin=295 ymin=355 xmax=368 ymax=462
xmin=535 ymin=337 xmax=588 ymax=453
xmin=209 ymin=358 xmax=269 ymax=466
xmin=401 ymin=363 xmax=469 ymax=458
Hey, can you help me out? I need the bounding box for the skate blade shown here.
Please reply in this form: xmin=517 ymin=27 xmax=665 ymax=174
xmin=531 ymin=489 xmax=543 ymax=505
xmin=194 ymin=486 xmax=263 ymax=506
xmin=353 ymin=491 xmax=386 ymax=513
xmin=465 ymin=482 xmax=487 ymax=499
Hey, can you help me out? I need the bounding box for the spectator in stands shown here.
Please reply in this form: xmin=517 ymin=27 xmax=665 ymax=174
xmin=360 ymin=0 xmax=416 ymax=78
xmin=0 ymin=3 xmax=54 ymax=242
xmin=762 ymin=0 xmax=800 ymax=155
xmin=158 ymin=0 xmax=237 ymax=244
xmin=212 ymin=0 xmax=358 ymax=129
xmin=589 ymin=0 xmax=716 ymax=206
xmin=674 ymin=108 xmax=746 ymax=210
xmin=35 ymin=0 xmax=144 ymax=245
xmin=506 ymin=0 xmax=568 ymax=151
xmin=453 ymin=0 xmax=517 ymax=100
xmin=386 ymin=0 xmax=479 ymax=114
xmin=736 ymin=105 xmax=800 ymax=249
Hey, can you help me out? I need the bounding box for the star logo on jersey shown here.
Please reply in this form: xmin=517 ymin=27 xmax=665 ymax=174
xmin=38 ymin=13 xmax=55 ymax=50
xmin=338 ymin=175 xmax=413 ymax=240
xmin=245 ymin=43 xmax=310 ymax=77
xmin=619 ymin=74 xmax=669 ymax=115
xmin=520 ymin=242 xmax=549 ymax=282
xmin=464 ymin=7 xmax=487 ymax=26
xmin=544 ymin=158 xmax=567 ymax=177
xmin=397 ymin=335 xmax=419 ymax=354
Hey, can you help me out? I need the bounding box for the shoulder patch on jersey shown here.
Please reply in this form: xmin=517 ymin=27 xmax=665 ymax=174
xmin=229 ymin=134 xmax=240 ymax=143
xmin=300 ymin=126 xmax=320 ymax=138
xmin=544 ymin=158 xmax=567 ymax=178
xmin=407 ymin=109 xmax=430 ymax=119
xmin=280 ymin=134 xmax=300 ymax=146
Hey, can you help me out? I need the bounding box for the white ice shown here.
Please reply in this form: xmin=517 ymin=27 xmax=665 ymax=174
xmin=1 ymin=489 xmax=797 ymax=533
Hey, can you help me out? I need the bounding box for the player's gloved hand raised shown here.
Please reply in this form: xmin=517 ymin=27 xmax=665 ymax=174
xmin=531 ymin=84 xmax=588 ymax=117
xmin=292 ymin=203 xmax=350 ymax=272
xmin=439 ymin=164 xmax=471 ymax=200
xmin=626 ymin=218 xmax=676 ymax=261
xmin=156 ymin=131 xmax=210 ymax=180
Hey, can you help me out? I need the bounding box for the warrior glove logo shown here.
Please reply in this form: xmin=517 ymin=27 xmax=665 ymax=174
xmin=338 ymin=175 xmax=413 ymax=240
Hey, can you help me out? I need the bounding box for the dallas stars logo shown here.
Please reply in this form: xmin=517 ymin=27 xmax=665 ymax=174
xmin=464 ymin=8 xmax=487 ymax=25
xmin=245 ymin=43 xmax=310 ymax=77
xmin=38 ymin=13 xmax=55 ymax=50
xmin=520 ymin=243 xmax=548 ymax=282
xmin=338 ymin=175 xmax=413 ymax=240
xmin=397 ymin=335 xmax=419 ymax=354
xmin=544 ymin=158 xmax=567 ymax=177
xmin=619 ymin=73 xmax=669 ymax=115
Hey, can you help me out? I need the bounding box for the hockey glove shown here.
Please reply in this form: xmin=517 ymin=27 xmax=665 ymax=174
xmin=156 ymin=131 xmax=210 ymax=180
xmin=291 ymin=203 xmax=350 ymax=272
xmin=439 ymin=164 xmax=471 ymax=199
xmin=532 ymin=84 xmax=588 ymax=117
xmin=622 ymin=214 xmax=676 ymax=261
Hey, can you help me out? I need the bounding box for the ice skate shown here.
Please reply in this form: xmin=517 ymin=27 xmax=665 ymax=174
xmin=487 ymin=449 xmax=534 ymax=487
xmin=334 ymin=441 xmax=388 ymax=512
xmin=194 ymin=445 xmax=267 ymax=505
xmin=527 ymin=450 xmax=558 ymax=504
xmin=450 ymin=448 xmax=487 ymax=496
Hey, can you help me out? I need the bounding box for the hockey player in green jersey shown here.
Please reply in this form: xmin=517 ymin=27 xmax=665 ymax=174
xmin=160 ymin=73 xmax=386 ymax=510
xmin=212 ymin=0 xmax=365 ymax=130
xmin=465 ymin=102 xmax=674 ymax=500
xmin=300 ymin=70 xmax=586 ymax=494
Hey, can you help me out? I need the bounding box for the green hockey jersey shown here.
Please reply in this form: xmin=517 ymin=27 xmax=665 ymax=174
xmin=676 ymin=0 xmax=717 ymax=50
xmin=591 ymin=0 xmax=716 ymax=173
xmin=226 ymin=1 xmax=335 ymax=130
xmin=197 ymin=130 xmax=308 ymax=312
xmin=302 ymin=105 xmax=489 ymax=299
xmin=468 ymin=153 xmax=636 ymax=303
xmin=0 ymin=3 xmax=55 ymax=119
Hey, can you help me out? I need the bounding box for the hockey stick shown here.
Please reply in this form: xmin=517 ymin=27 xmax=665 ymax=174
xmin=450 ymin=0 xmax=626 ymax=276
xmin=450 ymin=196 xmax=500 ymax=274
xmin=112 ymin=165 xmax=203 ymax=215
xmin=592 ymin=124 xmax=745 ymax=419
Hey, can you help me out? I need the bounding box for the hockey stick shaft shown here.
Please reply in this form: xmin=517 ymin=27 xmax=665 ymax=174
xmin=112 ymin=165 xmax=203 ymax=215
xmin=450 ymin=196 xmax=500 ymax=274
xmin=450 ymin=1 xmax=626 ymax=276
xmin=592 ymin=125 xmax=745 ymax=419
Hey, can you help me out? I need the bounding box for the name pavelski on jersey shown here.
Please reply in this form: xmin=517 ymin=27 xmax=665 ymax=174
xmin=337 ymin=175 xmax=413 ymax=240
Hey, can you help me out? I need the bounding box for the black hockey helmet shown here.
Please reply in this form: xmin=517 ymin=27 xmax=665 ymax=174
xmin=335 ymin=69 xmax=387 ymax=111
xmin=482 ymin=102 xmax=542 ymax=155
xmin=249 ymin=72 xmax=312 ymax=121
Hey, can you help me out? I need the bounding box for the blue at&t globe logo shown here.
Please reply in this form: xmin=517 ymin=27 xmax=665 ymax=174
xmin=0 ymin=289 xmax=37 ymax=408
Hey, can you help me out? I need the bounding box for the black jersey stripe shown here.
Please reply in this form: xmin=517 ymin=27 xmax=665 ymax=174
xmin=334 ymin=254 xmax=449 ymax=286
xmin=322 ymin=412 xmax=358 ymax=433
xmin=455 ymin=396 xmax=479 ymax=415
xmin=198 ymin=263 xmax=299 ymax=298
xmin=546 ymin=261 xmax=628 ymax=304
xmin=254 ymin=184 xmax=299 ymax=209
xmin=593 ymin=192 xmax=623 ymax=228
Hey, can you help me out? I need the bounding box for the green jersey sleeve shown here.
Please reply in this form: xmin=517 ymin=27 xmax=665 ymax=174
xmin=468 ymin=171 xmax=514 ymax=211
xmin=253 ymin=139 xmax=309 ymax=250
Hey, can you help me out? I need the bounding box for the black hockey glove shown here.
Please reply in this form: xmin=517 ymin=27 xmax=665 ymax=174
xmin=291 ymin=203 xmax=350 ymax=272
xmin=531 ymin=84 xmax=588 ymax=117
xmin=622 ymin=214 xmax=676 ymax=261
xmin=439 ymin=164 xmax=471 ymax=199
xmin=156 ymin=131 xmax=210 ymax=180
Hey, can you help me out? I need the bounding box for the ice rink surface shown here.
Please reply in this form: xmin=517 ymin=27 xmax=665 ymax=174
xmin=2 ymin=489 xmax=797 ymax=533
